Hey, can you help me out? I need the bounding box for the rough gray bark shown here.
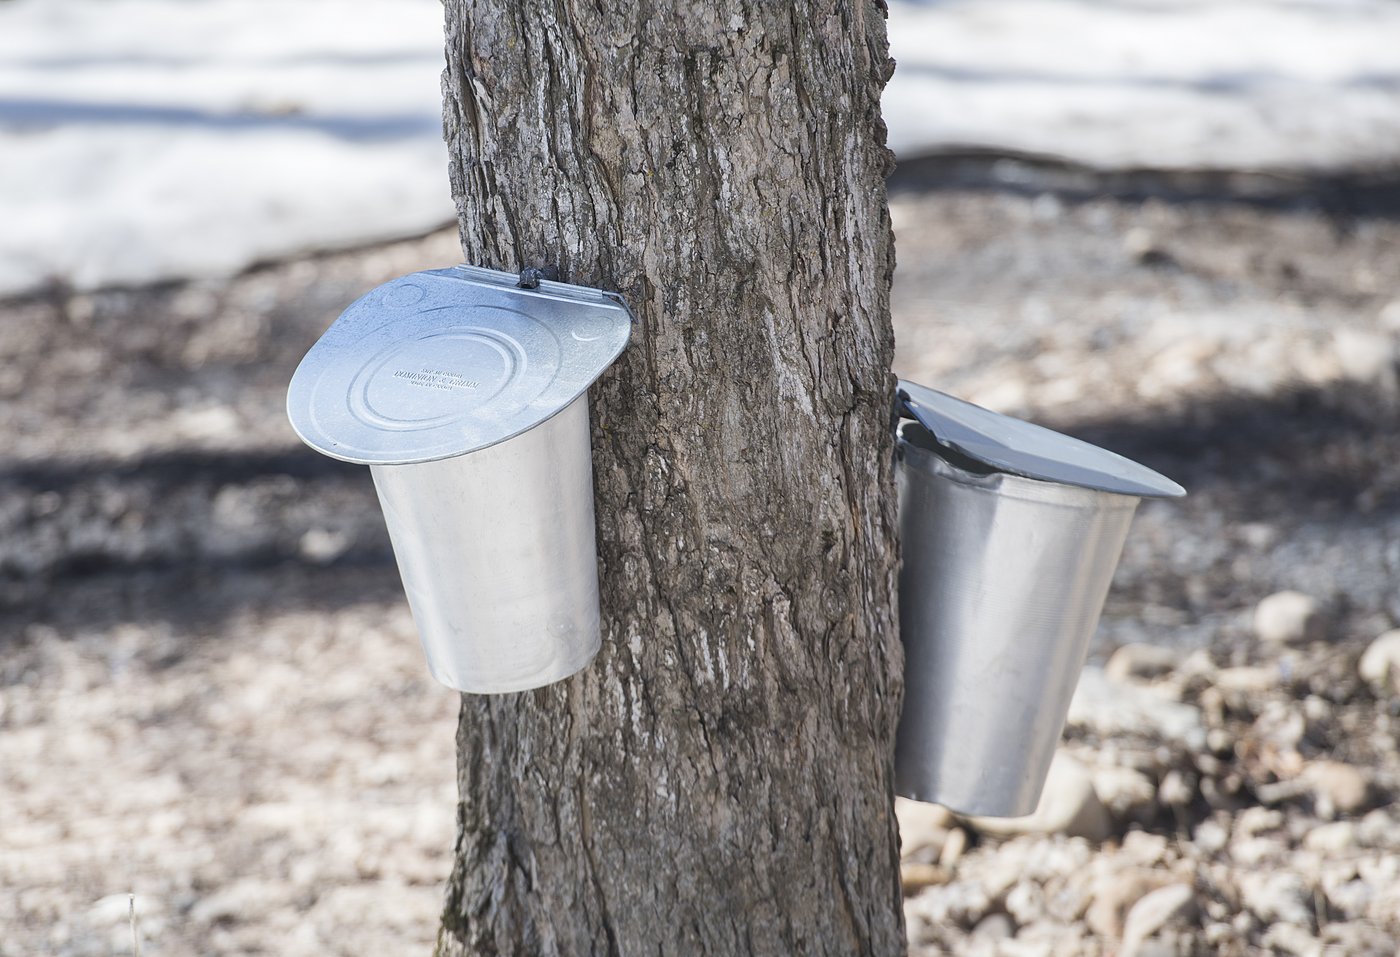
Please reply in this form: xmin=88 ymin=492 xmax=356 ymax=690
xmin=437 ymin=2 xmax=904 ymax=954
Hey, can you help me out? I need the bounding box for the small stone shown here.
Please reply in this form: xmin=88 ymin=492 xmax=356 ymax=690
xmin=1231 ymin=836 xmax=1287 ymax=868
xmin=1303 ymin=821 xmax=1357 ymax=854
xmin=1356 ymin=808 xmax=1396 ymax=848
xmin=1158 ymin=769 xmax=1194 ymax=809
xmin=896 ymin=797 xmax=953 ymax=860
xmin=1086 ymin=869 xmax=1165 ymax=939
xmin=1254 ymin=777 xmax=1309 ymax=807
xmin=1333 ymin=328 xmax=1398 ymax=389
xmin=1359 ymin=853 xmax=1400 ymax=884
xmin=1303 ymin=761 xmax=1371 ymax=818
xmin=900 ymin=862 xmax=950 ymax=895
xmin=1302 ymin=694 xmax=1330 ymax=723
xmin=1237 ymin=805 xmax=1284 ymax=838
xmin=939 ymin=826 xmax=968 ymax=869
xmin=1006 ymin=881 xmax=1046 ymax=925
xmin=998 ymin=938 xmax=1054 ymax=957
xmin=1213 ymin=665 xmax=1279 ymax=693
xmin=1121 ymin=884 xmax=1198 ymax=957
xmin=1105 ymin=643 xmax=1179 ymax=684
xmin=1203 ymin=921 xmax=1237 ymax=948
xmin=1091 ymin=766 xmax=1157 ymax=824
xmin=969 ymin=753 xmax=1113 ymax=843
xmin=970 ymin=913 xmax=1014 ymax=942
xmin=1381 ymin=299 xmax=1400 ymax=332
xmin=907 ymin=879 xmax=992 ymax=928
xmin=1193 ymin=818 xmax=1229 ymax=854
xmin=1253 ymin=700 xmax=1308 ymax=755
xmin=1358 ymin=629 xmax=1400 ymax=696
xmin=1238 ymin=872 xmax=1314 ymax=927
xmin=1253 ymin=591 xmax=1326 ymax=646
xmin=1068 ymin=667 xmax=1206 ymax=749
xmin=1321 ymin=921 xmax=1396 ymax=957
xmin=1261 ymin=922 xmax=1323 ymax=957
xmin=1177 ymin=648 xmax=1217 ymax=677
xmin=298 ymin=527 xmax=351 ymax=564
xmin=1121 ymin=831 xmax=1170 ymax=866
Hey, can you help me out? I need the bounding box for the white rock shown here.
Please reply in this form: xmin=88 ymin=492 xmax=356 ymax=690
xmin=1237 ymin=807 xmax=1285 ymax=838
xmin=997 ymin=939 xmax=1054 ymax=957
xmin=1231 ymin=836 xmax=1288 ymax=868
xmin=1321 ymin=919 xmax=1395 ymax=956
xmin=1091 ymin=765 xmax=1157 ymax=823
xmin=1068 ymin=667 xmax=1206 ymax=750
xmin=1303 ymin=821 xmax=1358 ymax=854
xmin=906 ymin=879 xmax=992 ymax=929
xmin=299 ymin=527 xmax=352 ymax=564
xmin=1121 ymin=884 xmax=1198 ymax=957
xmin=1205 ymin=728 xmax=1233 ymax=754
xmin=1203 ymin=921 xmax=1239 ymax=948
xmin=1105 ymin=643 xmax=1180 ymax=684
xmin=1357 ymin=808 xmax=1398 ymax=848
xmin=1333 ymin=329 xmax=1398 ymax=390
xmin=1261 ymin=922 xmax=1323 ymax=957
xmin=1253 ymin=591 xmax=1326 ymax=645
xmin=940 ymin=826 xmax=969 ymax=869
xmin=1158 ymin=769 xmax=1194 ymax=808
xmin=1358 ymin=629 xmax=1400 ymax=695
xmin=969 ymin=752 xmax=1113 ymax=843
xmin=1238 ymin=872 xmax=1314 ymax=927
xmin=1382 ymin=299 xmax=1400 ymax=333
xmin=1121 ymin=831 xmax=1170 ymax=867
xmin=1213 ymin=665 xmax=1280 ymax=694
xmin=1086 ymin=868 xmax=1164 ymax=938
xmin=1252 ymin=700 xmax=1308 ymax=755
xmin=1006 ymin=880 xmax=1046 ymax=925
xmin=1193 ymin=818 xmax=1230 ymax=854
xmin=900 ymin=862 xmax=949 ymax=894
xmin=1303 ymin=761 xmax=1371 ymax=818
xmin=970 ymin=912 xmax=1014 ymax=941
xmin=896 ymin=797 xmax=953 ymax=860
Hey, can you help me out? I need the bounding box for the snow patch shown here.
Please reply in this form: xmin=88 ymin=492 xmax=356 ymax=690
xmin=2 ymin=0 xmax=1398 ymax=297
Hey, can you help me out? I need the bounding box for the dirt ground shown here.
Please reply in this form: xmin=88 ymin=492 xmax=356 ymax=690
xmin=2 ymin=165 xmax=1399 ymax=954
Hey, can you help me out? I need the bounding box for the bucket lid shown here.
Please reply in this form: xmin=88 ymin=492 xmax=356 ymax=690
xmin=287 ymin=265 xmax=632 ymax=465
xmin=896 ymin=380 xmax=1185 ymax=499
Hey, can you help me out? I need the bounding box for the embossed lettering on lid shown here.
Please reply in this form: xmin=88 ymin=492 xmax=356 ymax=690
xmin=897 ymin=379 xmax=1185 ymax=499
xmin=288 ymin=265 xmax=632 ymax=466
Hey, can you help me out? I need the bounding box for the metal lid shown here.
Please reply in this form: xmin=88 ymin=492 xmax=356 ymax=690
xmin=896 ymin=379 xmax=1185 ymax=499
xmin=287 ymin=265 xmax=632 ymax=465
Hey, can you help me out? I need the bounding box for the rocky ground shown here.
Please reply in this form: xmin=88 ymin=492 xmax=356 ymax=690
xmin=3 ymin=163 xmax=1399 ymax=954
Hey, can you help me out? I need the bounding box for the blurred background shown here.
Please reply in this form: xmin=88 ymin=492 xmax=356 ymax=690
xmin=2 ymin=0 xmax=1399 ymax=954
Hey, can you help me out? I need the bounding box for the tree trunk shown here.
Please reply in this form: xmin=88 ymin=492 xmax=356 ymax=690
xmin=437 ymin=2 xmax=903 ymax=954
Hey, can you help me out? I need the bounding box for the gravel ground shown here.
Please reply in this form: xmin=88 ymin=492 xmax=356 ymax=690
xmin=3 ymin=170 xmax=1399 ymax=954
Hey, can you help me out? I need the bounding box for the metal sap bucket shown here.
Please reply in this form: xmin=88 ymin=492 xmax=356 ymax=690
xmin=286 ymin=265 xmax=631 ymax=694
xmin=893 ymin=381 xmax=1184 ymax=816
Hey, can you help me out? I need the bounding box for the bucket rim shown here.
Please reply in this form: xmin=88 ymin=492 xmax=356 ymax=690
xmin=899 ymin=424 xmax=1142 ymax=509
xmin=896 ymin=380 xmax=1185 ymax=499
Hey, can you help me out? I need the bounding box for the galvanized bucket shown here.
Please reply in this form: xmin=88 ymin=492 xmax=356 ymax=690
xmin=893 ymin=381 xmax=1183 ymax=816
xmin=287 ymin=265 xmax=631 ymax=694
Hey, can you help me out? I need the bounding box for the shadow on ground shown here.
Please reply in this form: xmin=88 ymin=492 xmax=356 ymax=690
xmin=4 ymin=380 xmax=1396 ymax=644
xmin=890 ymin=150 xmax=1400 ymax=221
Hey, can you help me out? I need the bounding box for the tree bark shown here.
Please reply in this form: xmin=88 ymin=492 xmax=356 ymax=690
xmin=437 ymin=2 xmax=903 ymax=954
